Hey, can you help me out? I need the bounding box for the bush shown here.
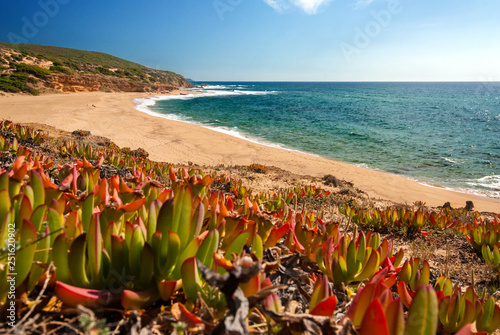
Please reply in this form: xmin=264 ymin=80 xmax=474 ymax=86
xmin=0 ymin=78 xmax=21 ymax=93
xmin=65 ymin=61 xmax=81 ymax=71
xmin=11 ymin=73 xmax=36 ymax=84
xmin=11 ymin=53 xmax=23 ymax=61
xmin=0 ymin=73 xmax=39 ymax=95
xmin=50 ymin=65 xmax=73 ymax=74
xmin=113 ymin=70 xmax=126 ymax=78
xmin=96 ymin=66 xmax=114 ymax=76
xmin=15 ymin=63 xmax=51 ymax=77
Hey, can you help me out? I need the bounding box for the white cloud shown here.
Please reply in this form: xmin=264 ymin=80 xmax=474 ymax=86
xmin=263 ymin=0 xmax=332 ymax=15
xmin=262 ymin=0 xmax=290 ymax=13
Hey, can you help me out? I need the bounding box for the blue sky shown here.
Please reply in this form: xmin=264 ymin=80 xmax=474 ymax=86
xmin=1 ymin=0 xmax=499 ymax=81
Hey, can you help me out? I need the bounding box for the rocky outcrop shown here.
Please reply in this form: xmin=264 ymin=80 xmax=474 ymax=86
xmin=46 ymin=73 xmax=182 ymax=93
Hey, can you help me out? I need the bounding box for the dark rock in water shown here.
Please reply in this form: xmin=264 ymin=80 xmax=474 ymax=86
xmin=465 ymin=201 xmax=474 ymax=211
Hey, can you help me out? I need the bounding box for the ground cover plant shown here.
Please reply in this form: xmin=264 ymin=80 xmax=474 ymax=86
xmin=0 ymin=120 xmax=499 ymax=334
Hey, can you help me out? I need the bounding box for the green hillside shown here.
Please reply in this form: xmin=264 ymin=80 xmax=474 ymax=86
xmin=0 ymin=42 xmax=192 ymax=95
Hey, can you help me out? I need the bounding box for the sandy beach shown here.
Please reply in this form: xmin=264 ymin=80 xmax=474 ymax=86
xmin=1 ymin=91 xmax=499 ymax=213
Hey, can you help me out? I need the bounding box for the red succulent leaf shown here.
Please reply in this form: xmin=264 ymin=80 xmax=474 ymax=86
xmin=310 ymin=296 xmax=337 ymax=317
xmin=398 ymin=281 xmax=414 ymax=309
xmin=359 ymin=299 xmax=389 ymax=335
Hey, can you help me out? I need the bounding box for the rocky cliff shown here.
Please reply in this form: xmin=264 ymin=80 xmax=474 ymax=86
xmin=0 ymin=43 xmax=193 ymax=95
xmin=46 ymin=73 xmax=184 ymax=93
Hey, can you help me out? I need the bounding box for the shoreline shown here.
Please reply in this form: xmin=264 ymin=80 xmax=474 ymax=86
xmin=1 ymin=91 xmax=499 ymax=213
xmin=133 ymin=91 xmax=500 ymax=203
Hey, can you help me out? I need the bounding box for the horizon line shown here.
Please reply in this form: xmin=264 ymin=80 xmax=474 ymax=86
xmin=189 ymin=80 xmax=500 ymax=83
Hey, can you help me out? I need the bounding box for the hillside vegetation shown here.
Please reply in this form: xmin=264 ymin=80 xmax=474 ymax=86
xmin=0 ymin=43 xmax=192 ymax=95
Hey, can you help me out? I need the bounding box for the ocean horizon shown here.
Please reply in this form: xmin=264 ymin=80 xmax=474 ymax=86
xmin=134 ymin=81 xmax=500 ymax=200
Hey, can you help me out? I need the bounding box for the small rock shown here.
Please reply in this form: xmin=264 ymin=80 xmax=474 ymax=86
xmin=322 ymin=174 xmax=344 ymax=187
xmin=441 ymin=202 xmax=452 ymax=209
xmin=130 ymin=147 xmax=149 ymax=159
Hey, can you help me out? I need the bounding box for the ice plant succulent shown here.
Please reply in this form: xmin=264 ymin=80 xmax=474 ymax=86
xmin=438 ymin=287 xmax=476 ymax=334
xmin=2 ymin=119 xmax=500 ymax=334
xmin=475 ymin=296 xmax=500 ymax=334
xmin=308 ymin=274 xmax=337 ymax=317
xmin=315 ymin=228 xmax=398 ymax=290
xmin=466 ymin=218 xmax=500 ymax=252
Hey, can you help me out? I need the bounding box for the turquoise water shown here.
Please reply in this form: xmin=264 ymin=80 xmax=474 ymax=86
xmin=134 ymin=82 xmax=500 ymax=199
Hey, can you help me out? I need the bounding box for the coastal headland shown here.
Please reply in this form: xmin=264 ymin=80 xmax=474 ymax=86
xmin=1 ymin=91 xmax=498 ymax=213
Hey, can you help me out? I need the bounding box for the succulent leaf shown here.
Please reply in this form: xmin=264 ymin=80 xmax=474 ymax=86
xmin=181 ymin=257 xmax=201 ymax=302
xmin=359 ymin=299 xmax=389 ymax=335
xmin=15 ymin=219 xmax=38 ymax=287
xmin=404 ymin=285 xmax=438 ymax=335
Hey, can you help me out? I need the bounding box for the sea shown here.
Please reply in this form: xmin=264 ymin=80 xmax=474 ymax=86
xmin=134 ymin=82 xmax=500 ymax=200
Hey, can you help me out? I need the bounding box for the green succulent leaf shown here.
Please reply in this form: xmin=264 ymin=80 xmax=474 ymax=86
xmin=225 ymin=231 xmax=250 ymax=260
xmin=477 ymin=297 xmax=500 ymax=333
xmin=129 ymin=225 xmax=145 ymax=277
xmin=174 ymin=236 xmax=201 ymax=280
xmin=30 ymin=171 xmax=45 ymax=209
xmin=196 ymin=229 xmax=219 ymax=269
xmin=159 ymin=230 xmax=181 ymax=279
xmin=110 ymin=234 xmax=127 ymax=274
xmin=15 ymin=219 xmax=38 ymax=287
xmin=353 ymin=249 xmax=380 ymax=282
xmin=180 ymin=257 xmax=201 ymax=302
xmin=405 ymin=285 xmax=438 ymax=335
xmin=68 ymin=233 xmax=90 ymax=288
xmin=27 ymin=225 xmax=51 ymax=292
xmin=173 ymin=185 xmax=194 ymax=249
xmin=81 ymin=194 xmax=94 ymax=232
xmin=47 ymin=208 xmax=63 ymax=245
xmin=139 ymin=243 xmax=154 ymax=288
xmin=30 ymin=204 xmax=47 ymax=232
xmin=252 ymin=234 xmax=263 ymax=260
xmin=52 ymin=233 xmax=71 ymax=284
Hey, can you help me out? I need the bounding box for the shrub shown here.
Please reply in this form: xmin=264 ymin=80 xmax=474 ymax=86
xmin=0 ymin=77 xmax=21 ymax=93
xmin=95 ymin=66 xmax=114 ymax=76
xmin=65 ymin=61 xmax=81 ymax=71
xmin=15 ymin=63 xmax=51 ymax=77
xmin=50 ymin=65 xmax=73 ymax=74
xmin=11 ymin=53 xmax=23 ymax=61
xmin=0 ymin=73 xmax=39 ymax=95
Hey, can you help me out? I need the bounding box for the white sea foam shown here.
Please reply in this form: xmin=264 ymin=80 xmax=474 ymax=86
xmin=198 ymin=84 xmax=251 ymax=90
xmin=133 ymin=90 xmax=309 ymax=156
xmin=402 ymin=175 xmax=500 ymax=200
xmin=467 ymin=175 xmax=500 ymax=191
xmin=199 ymin=85 xmax=228 ymax=89
xmin=442 ymin=157 xmax=461 ymax=165
xmin=133 ymin=88 xmax=276 ymax=114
